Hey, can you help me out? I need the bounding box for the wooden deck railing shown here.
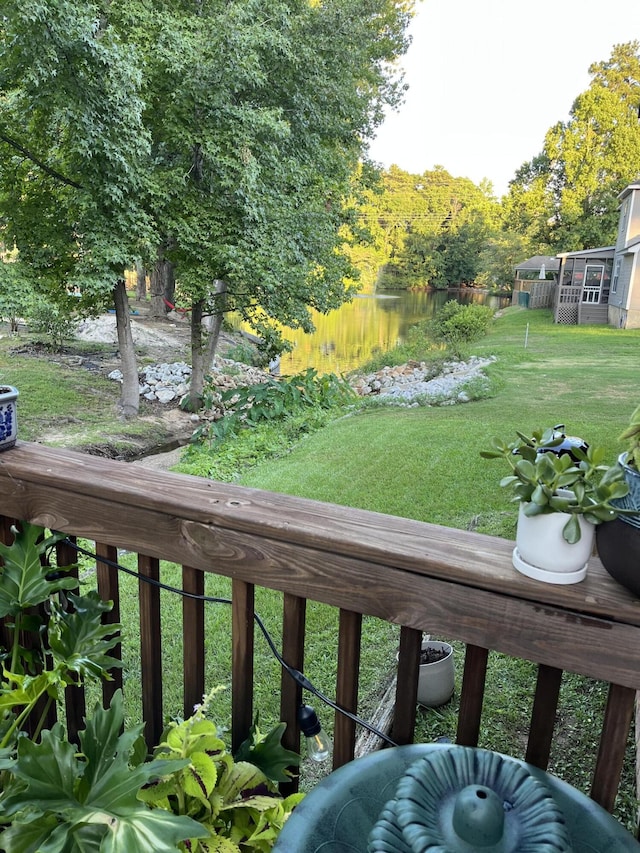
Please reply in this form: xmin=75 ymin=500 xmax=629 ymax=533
xmin=0 ymin=441 xmax=639 ymax=828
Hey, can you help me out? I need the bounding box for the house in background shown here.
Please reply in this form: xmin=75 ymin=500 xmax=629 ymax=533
xmin=511 ymin=255 xmax=559 ymax=308
xmin=554 ymin=246 xmax=614 ymax=325
xmin=607 ymin=181 xmax=640 ymax=328
xmin=553 ymin=181 xmax=640 ymax=327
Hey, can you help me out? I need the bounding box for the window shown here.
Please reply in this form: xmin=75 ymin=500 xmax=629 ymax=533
xmin=612 ymin=259 xmax=621 ymax=295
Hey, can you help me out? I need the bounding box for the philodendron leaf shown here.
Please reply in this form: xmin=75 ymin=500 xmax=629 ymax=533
xmin=0 ymin=691 xmax=207 ymax=852
xmin=0 ymin=523 xmax=77 ymax=617
xmin=48 ymin=591 xmax=122 ymax=682
xmin=0 ymin=671 xmax=60 ymax=721
xmin=235 ymin=722 xmax=299 ymax=783
xmin=0 ymin=813 xmax=61 ymax=853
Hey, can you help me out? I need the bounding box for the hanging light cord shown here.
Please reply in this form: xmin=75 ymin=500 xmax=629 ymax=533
xmin=62 ymin=537 xmax=398 ymax=748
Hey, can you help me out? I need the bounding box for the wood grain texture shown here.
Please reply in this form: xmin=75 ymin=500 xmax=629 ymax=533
xmin=456 ymin=645 xmax=489 ymax=747
xmin=591 ymin=683 xmax=636 ymax=811
xmin=392 ymin=626 xmax=421 ymax=745
xmin=280 ymin=594 xmax=306 ymax=795
xmin=95 ymin=541 xmax=122 ymax=704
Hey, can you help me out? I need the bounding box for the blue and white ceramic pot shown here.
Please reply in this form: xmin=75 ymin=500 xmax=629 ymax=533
xmin=0 ymin=386 xmax=19 ymax=451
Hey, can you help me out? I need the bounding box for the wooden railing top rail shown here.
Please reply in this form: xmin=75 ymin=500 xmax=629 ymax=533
xmin=1 ymin=441 xmax=640 ymax=692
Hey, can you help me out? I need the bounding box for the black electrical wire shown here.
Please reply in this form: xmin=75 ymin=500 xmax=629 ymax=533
xmin=62 ymin=537 xmax=398 ymax=748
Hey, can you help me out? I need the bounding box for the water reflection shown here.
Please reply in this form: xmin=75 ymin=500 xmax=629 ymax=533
xmin=235 ymin=289 xmax=509 ymax=376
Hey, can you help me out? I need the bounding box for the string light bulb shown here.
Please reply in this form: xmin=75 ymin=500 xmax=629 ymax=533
xmin=298 ymin=704 xmax=332 ymax=763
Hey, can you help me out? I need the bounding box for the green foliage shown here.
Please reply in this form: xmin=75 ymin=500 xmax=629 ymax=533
xmin=0 ymin=523 xmax=121 ymax=750
xmin=0 ymin=528 xmax=302 ymax=851
xmin=26 ymin=299 xmax=79 ymax=350
xmin=0 ymin=691 xmax=205 ymax=853
xmin=619 ymin=403 xmax=640 ymax=470
xmin=0 ymin=261 xmax=35 ymax=332
xmin=178 ymin=407 xmax=337 ymax=481
xmin=363 ymin=166 xmax=501 ymax=288
xmin=193 ymin=370 xmax=355 ymax=447
xmin=505 ymin=41 xmax=640 ymax=251
xmin=481 ymin=427 xmax=630 ymax=543
xmin=138 ymin=690 xmax=302 ymax=852
xmin=428 ymin=301 xmax=493 ymax=355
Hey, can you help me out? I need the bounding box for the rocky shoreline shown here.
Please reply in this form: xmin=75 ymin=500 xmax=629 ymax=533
xmin=108 ymin=355 xmax=496 ymax=407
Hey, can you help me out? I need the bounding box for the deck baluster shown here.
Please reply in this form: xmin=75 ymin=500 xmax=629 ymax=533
xmin=182 ymin=565 xmax=205 ymax=719
xmin=232 ymin=579 xmax=255 ymax=754
xmin=333 ymin=609 xmax=362 ymax=768
xmin=139 ymin=554 xmax=163 ymax=749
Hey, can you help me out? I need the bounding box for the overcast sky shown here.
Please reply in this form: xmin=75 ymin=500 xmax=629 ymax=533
xmin=367 ymin=0 xmax=640 ymax=196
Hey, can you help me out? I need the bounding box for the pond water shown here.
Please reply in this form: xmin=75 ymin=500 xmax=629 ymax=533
xmin=269 ymin=289 xmax=510 ymax=375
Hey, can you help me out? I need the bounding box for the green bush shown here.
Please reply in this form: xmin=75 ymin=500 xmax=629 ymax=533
xmin=428 ymin=300 xmax=494 ymax=355
xmin=27 ymin=300 xmax=79 ymax=349
xmin=193 ymin=368 xmax=355 ymax=447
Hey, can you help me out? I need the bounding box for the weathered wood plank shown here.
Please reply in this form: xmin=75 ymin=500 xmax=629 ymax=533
xmin=2 ymin=469 xmax=640 ymax=688
xmin=95 ymin=541 xmax=122 ymax=705
xmin=591 ymin=683 xmax=636 ymax=811
xmin=280 ymin=594 xmax=306 ymax=795
xmin=2 ymin=443 xmax=638 ymax=625
xmin=57 ymin=536 xmax=86 ymax=744
xmin=456 ymin=645 xmax=489 ymax=747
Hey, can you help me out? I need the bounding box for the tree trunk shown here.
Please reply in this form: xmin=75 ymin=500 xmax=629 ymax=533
xmin=135 ymin=260 xmax=147 ymax=302
xmin=187 ymin=279 xmax=227 ymax=411
xmin=188 ymin=300 xmax=205 ymax=412
xmin=164 ymin=257 xmax=176 ymax=307
xmin=113 ymin=278 xmax=140 ymax=418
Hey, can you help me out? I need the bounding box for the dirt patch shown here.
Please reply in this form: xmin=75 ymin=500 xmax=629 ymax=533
xmin=14 ymin=302 xmax=251 ymax=461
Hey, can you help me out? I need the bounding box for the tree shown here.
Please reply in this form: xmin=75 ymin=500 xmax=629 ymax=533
xmin=505 ymin=42 xmax=640 ymax=252
xmin=1 ymin=0 xmax=415 ymax=414
xmin=0 ymin=1 xmax=153 ymax=415
xmin=370 ymin=167 xmax=501 ymax=288
xmin=122 ymin=0 xmax=415 ymax=409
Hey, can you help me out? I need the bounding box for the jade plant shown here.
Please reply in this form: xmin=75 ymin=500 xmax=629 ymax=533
xmin=0 ymin=524 xmax=304 ymax=851
xmin=481 ymin=426 xmax=629 ymax=543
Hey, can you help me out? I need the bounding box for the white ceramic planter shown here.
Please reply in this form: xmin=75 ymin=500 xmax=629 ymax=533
xmin=0 ymin=386 xmax=18 ymax=451
xmin=417 ymin=640 xmax=455 ymax=708
xmin=513 ymin=494 xmax=595 ymax=584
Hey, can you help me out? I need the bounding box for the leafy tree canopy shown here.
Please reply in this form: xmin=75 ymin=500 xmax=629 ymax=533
xmin=505 ymin=41 xmax=640 ymax=252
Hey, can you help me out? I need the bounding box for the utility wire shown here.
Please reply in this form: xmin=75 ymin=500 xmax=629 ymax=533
xmin=62 ymin=537 xmax=398 ymax=748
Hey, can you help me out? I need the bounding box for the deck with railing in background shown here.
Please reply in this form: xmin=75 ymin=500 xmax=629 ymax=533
xmin=0 ymin=441 xmax=638 ymax=832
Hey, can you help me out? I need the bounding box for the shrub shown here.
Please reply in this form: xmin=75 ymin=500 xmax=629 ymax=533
xmin=428 ymin=300 xmax=494 ymax=355
xmin=27 ymin=300 xmax=78 ymax=349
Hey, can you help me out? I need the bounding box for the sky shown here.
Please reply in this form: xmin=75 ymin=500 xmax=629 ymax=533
xmin=368 ymin=0 xmax=640 ymax=197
